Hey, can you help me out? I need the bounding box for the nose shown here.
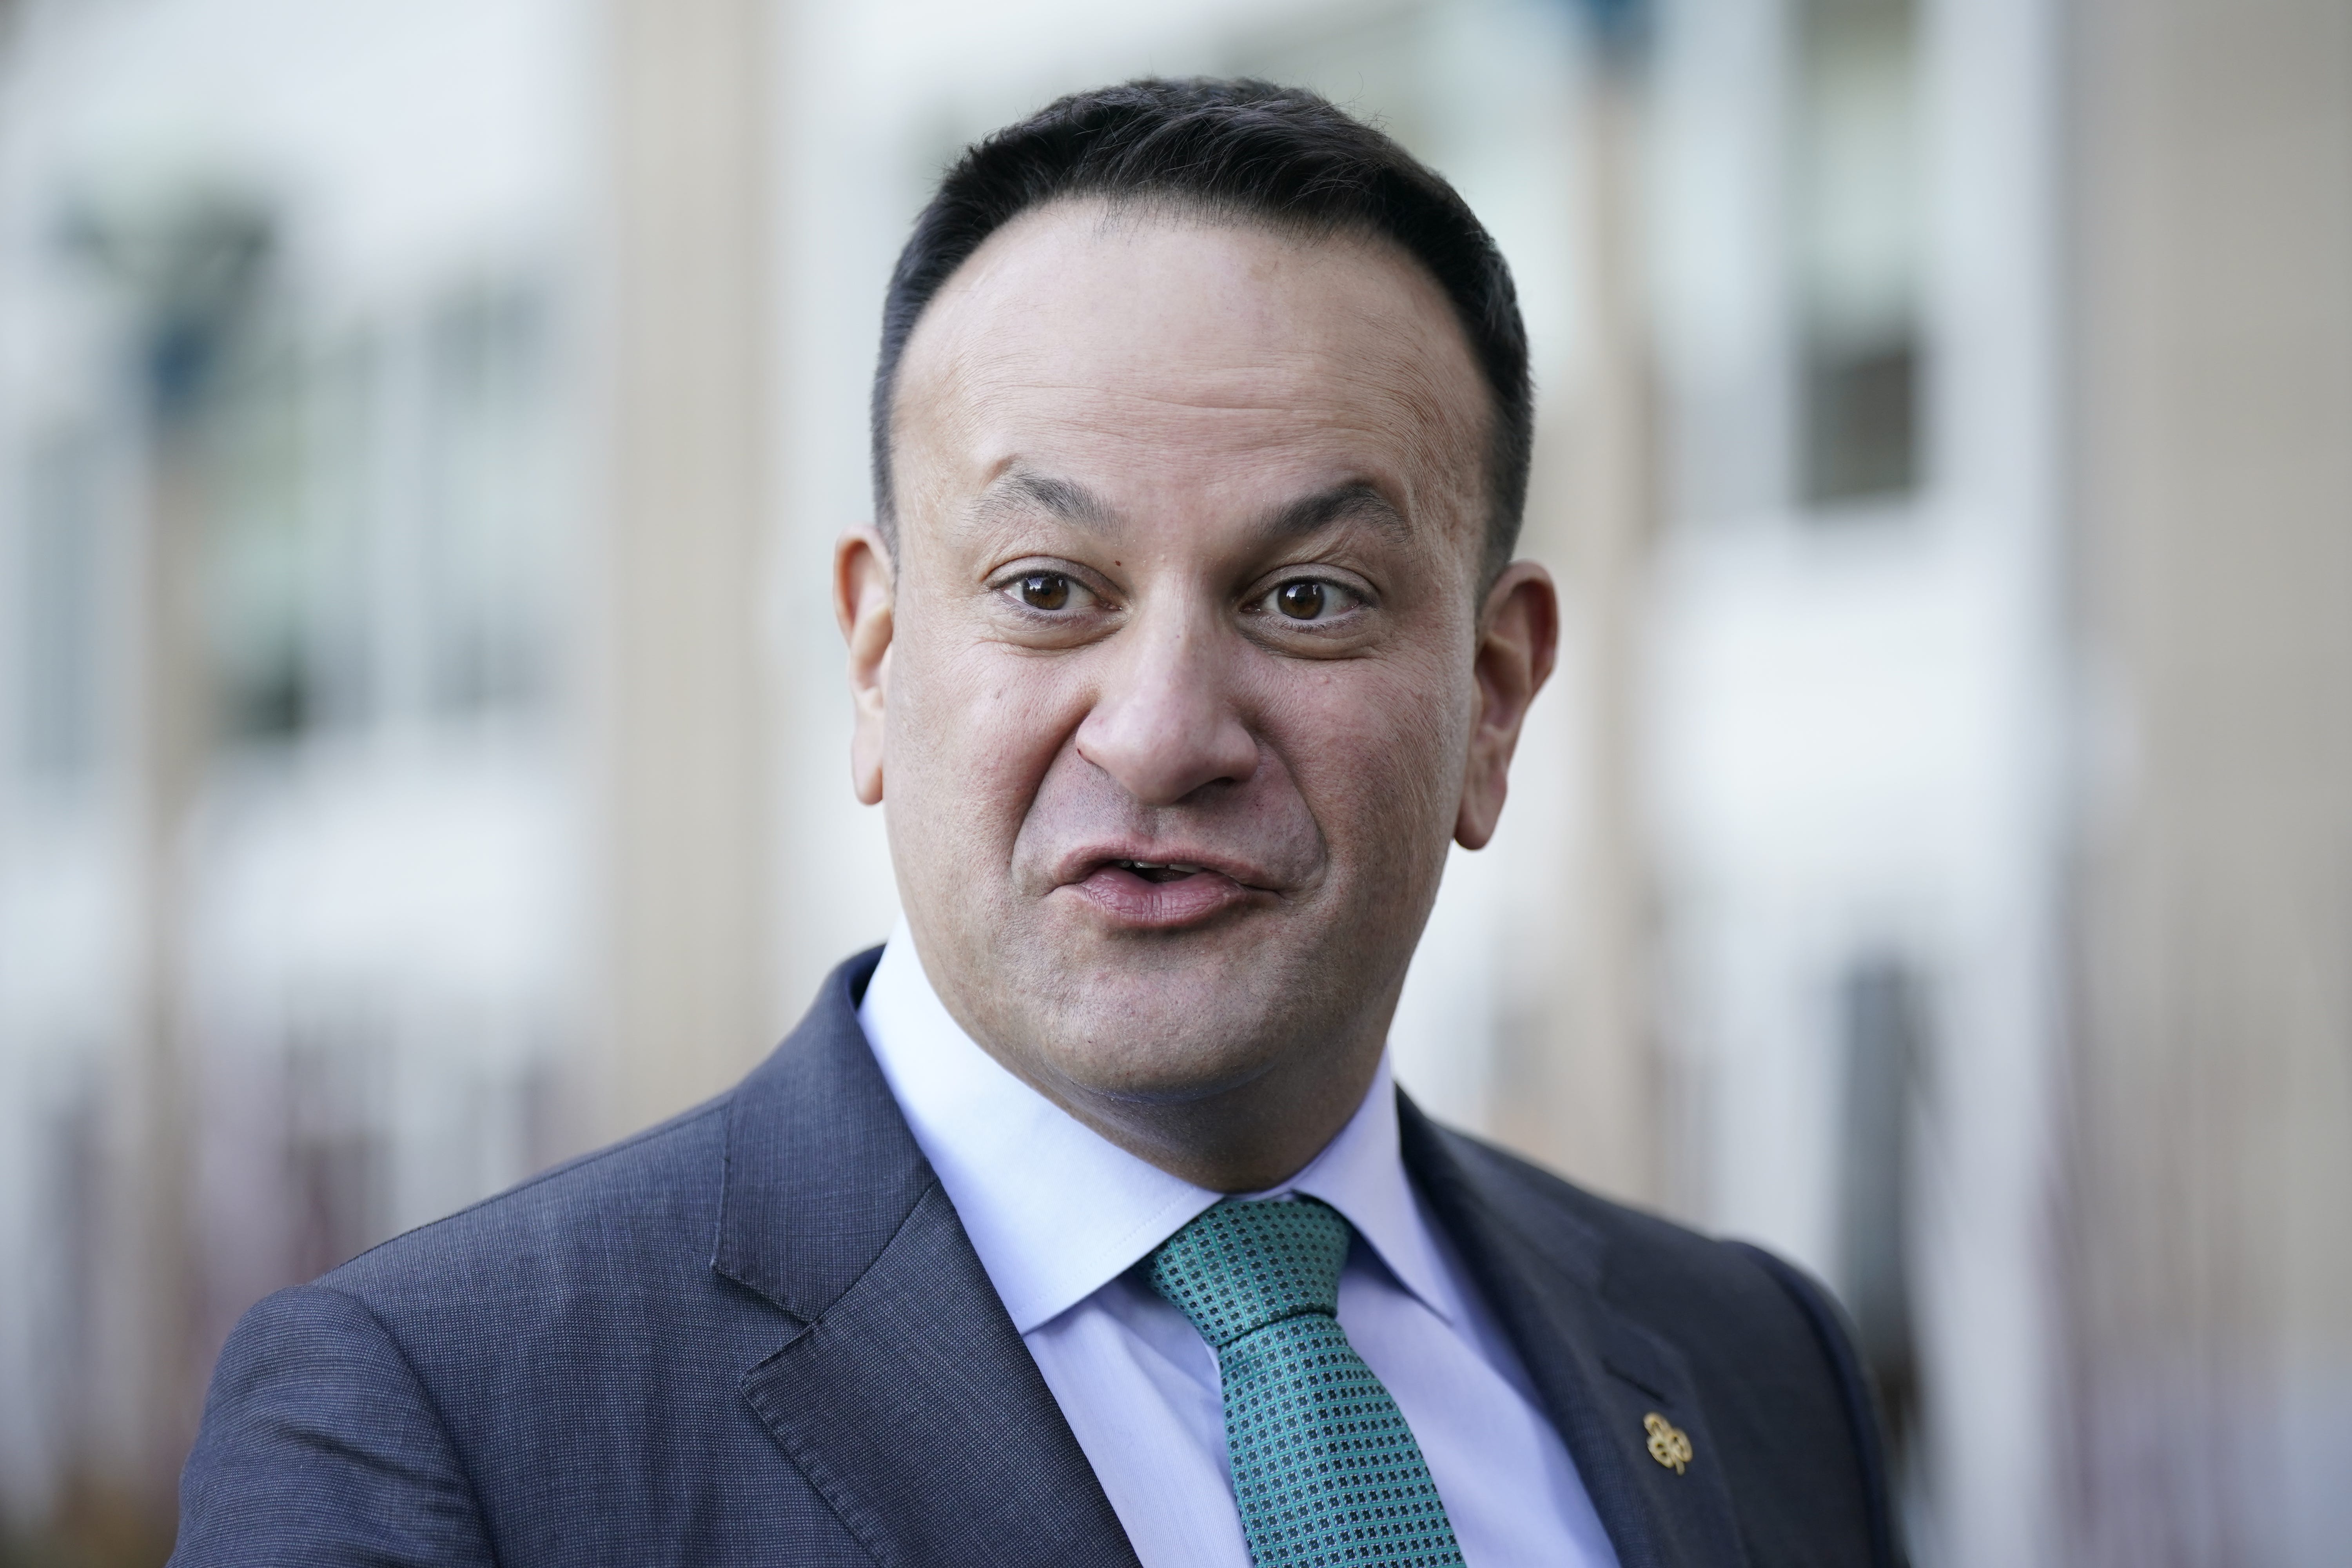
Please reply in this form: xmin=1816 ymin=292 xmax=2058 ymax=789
xmin=1074 ymin=606 xmax=1259 ymax=806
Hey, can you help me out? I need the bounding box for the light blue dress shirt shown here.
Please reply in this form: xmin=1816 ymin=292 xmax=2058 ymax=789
xmin=857 ymin=925 xmax=1621 ymax=1568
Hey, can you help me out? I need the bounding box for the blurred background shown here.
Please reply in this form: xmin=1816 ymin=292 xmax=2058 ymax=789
xmin=0 ymin=0 xmax=2345 ymax=1562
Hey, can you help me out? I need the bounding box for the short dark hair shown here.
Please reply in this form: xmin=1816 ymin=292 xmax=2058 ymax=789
xmin=871 ymin=77 xmax=1534 ymax=585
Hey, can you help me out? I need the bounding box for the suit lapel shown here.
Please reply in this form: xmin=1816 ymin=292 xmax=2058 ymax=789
xmin=715 ymin=951 xmax=1140 ymax=1568
xmin=1400 ymin=1097 xmax=1750 ymax=1568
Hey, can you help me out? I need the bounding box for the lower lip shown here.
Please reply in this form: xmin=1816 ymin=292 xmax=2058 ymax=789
xmin=1067 ymin=865 xmax=1255 ymax=929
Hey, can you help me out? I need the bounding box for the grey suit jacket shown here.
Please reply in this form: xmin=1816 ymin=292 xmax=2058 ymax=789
xmin=172 ymin=946 xmax=1898 ymax=1566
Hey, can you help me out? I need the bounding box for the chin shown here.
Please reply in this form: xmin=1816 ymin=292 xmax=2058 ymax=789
xmin=1025 ymin=942 xmax=1345 ymax=1102
xmin=1039 ymin=1012 xmax=1288 ymax=1106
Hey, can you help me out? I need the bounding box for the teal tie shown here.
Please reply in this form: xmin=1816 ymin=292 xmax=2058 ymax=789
xmin=1147 ymin=1198 xmax=1467 ymax=1568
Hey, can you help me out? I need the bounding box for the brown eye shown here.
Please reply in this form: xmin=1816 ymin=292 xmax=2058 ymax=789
xmin=1275 ymin=580 xmax=1327 ymax=620
xmin=1019 ymin=573 xmax=1071 ymax=611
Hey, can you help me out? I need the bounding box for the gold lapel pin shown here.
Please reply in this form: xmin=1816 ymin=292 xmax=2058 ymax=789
xmin=1644 ymin=1412 xmax=1692 ymax=1475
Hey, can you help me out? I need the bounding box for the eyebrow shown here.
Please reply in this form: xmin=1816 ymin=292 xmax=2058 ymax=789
xmin=1263 ymin=481 xmax=1410 ymax=544
xmin=969 ymin=466 xmax=1120 ymax=530
xmin=970 ymin=466 xmax=1410 ymax=546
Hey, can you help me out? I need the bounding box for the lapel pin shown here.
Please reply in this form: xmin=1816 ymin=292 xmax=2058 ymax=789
xmin=1644 ymin=1412 xmax=1692 ymax=1475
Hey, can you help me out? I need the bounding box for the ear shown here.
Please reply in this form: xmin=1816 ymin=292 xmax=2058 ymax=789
xmin=835 ymin=526 xmax=895 ymax=806
xmin=1455 ymin=561 xmax=1559 ymax=850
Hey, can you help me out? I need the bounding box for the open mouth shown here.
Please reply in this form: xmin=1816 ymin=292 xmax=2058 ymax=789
xmin=1064 ymin=854 xmax=1260 ymax=929
xmin=1111 ymin=859 xmax=1207 ymax=885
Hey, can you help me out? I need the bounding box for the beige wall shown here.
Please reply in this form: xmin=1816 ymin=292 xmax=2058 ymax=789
xmin=2067 ymin=0 xmax=2352 ymax=1558
xmin=1492 ymin=58 xmax=1665 ymax=1210
xmin=597 ymin=0 xmax=780 ymax=1137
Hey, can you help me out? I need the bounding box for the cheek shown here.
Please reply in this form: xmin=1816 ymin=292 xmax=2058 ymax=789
xmin=888 ymin=605 xmax=1084 ymax=846
xmin=1260 ymin=646 xmax=1474 ymax=849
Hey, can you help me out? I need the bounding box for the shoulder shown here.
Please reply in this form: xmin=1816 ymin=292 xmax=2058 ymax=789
xmin=178 ymin=1109 xmax=740 ymax=1568
xmin=1417 ymin=1118 xmax=1900 ymax=1566
xmin=322 ymin=1093 xmax=734 ymax=1314
xmin=1428 ymin=1122 xmax=1825 ymax=1343
xmin=252 ymin=946 xmax=900 ymax=1365
xmin=177 ymin=949 xmax=903 ymax=1564
xmin=218 ymin=1092 xmax=768 ymax=1474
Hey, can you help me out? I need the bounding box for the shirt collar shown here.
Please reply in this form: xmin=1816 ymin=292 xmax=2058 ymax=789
xmin=857 ymin=920 xmax=1461 ymax=1334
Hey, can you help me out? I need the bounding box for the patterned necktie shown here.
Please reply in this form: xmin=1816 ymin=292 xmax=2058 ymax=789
xmin=1147 ymin=1197 xmax=1466 ymax=1568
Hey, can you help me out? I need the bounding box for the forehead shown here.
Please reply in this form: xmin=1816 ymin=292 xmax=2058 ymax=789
xmin=889 ymin=201 xmax=1491 ymax=523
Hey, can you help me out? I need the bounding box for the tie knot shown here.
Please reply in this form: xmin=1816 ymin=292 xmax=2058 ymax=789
xmin=1145 ymin=1197 xmax=1350 ymax=1349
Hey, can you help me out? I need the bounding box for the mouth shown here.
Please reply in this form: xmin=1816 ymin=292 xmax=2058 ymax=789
xmin=1111 ymin=858 xmax=1207 ymax=884
xmin=1055 ymin=849 xmax=1276 ymax=930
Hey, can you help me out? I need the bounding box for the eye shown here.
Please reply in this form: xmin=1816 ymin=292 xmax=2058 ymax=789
xmin=1013 ymin=572 xmax=1076 ymax=611
xmin=1262 ymin=577 xmax=1360 ymax=623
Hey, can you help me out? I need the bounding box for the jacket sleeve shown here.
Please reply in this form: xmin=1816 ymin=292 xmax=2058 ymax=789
xmin=171 ymin=1283 xmax=497 ymax=1567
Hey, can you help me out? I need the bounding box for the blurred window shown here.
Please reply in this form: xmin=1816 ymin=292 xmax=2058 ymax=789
xmin=201 ymin=336 xmax=323 ymax=743
xmin=421 ymin=283 xmax=553 ymax=717
xmin=16 ymin=428 xmax=104 ymax=780
xmin=195 ymin=278 xmax=556 ymax=750
xmin=303 ymin=334 xmax=381 ymax=731
xmin=1792 ymin=0 xmax=1924 ymax=508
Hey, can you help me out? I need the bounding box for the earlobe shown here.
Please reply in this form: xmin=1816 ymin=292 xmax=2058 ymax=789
xmin=1454 ymin=785 xmax=1503 ymax=851
xmin=851 ymin=664 xmax=887 ymax=804
xmin=836 ymin=527 xmax=896 ymax=806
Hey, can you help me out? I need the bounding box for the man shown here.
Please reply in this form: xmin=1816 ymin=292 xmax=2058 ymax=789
xmin=174 ymin=80 xmax=1896 ymax=1567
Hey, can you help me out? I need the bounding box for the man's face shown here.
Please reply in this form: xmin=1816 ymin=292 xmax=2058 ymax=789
xmin=843 ymin=202 xmax=1548 ymax=1154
